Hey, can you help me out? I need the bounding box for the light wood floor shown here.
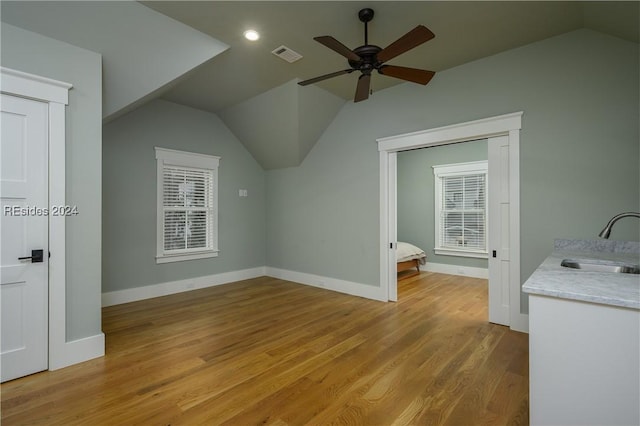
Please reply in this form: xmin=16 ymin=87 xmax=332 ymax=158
xmin=1 ymin=273 xmax=529 ymax=425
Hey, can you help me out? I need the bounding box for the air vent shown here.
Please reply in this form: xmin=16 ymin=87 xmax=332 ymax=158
xmin=272 ymin=45 xmax=302 ymax=63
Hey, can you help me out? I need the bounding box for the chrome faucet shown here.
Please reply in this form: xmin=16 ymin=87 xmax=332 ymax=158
xmin=598 ymin=212 xmax=640 ymax=239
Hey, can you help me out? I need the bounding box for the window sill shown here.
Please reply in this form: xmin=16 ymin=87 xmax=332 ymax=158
xmin=156 ymin=250 xmax=219 ymax=264
xmin=434 ymin=248 xmax=488 ymax=259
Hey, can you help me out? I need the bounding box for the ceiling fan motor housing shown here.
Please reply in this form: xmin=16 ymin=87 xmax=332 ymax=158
xmin=349 ymin=45 xmax=382 ymax=73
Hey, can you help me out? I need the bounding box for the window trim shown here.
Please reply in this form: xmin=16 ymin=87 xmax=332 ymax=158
xmin=155 ymin=147 xmax=220 ymax=264
xmin=433 ymin=160 xmax=488 ymax=259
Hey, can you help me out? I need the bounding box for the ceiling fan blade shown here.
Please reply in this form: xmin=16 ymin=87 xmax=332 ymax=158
xmin=354 ymin=74 xmax=371 ymax=102
xmin=378 ymin=65 xmax=435 ymax=85
xmin=314 ymin=36 xmax=361 ymax=62
xmin=298 ymin=69 xmax=354 ymax=86
xmin=377 ymin=25 xmax=435 ymax=63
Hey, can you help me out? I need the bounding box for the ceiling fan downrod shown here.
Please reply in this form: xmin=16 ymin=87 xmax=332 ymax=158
xmin=358 ymin=8 xmax=374 ymax=46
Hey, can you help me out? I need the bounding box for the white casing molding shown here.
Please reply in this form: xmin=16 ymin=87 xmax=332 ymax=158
xmin=49 ymin=334 xmax=105 ymax=371
xmin=1 ymin=67 xmax=70 ymax=104
xmin=378 ymin=112 xmax=528 ymax=333
xmin=0 ymin=67 xmax=105 ymax=370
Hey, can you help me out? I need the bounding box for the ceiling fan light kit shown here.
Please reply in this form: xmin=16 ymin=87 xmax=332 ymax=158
xmin=298 ymin=8 xmax=436 ymax=102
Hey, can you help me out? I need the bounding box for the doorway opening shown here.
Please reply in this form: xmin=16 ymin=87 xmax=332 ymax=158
xmin=377 ymin=112 xmax=528 ymax=332
xmin=396 ymin=139 xmax=488 ymax=296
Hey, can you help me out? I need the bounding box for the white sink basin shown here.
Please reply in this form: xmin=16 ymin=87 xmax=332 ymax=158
xmin=561 ymin=259 xmax=640 ymax=274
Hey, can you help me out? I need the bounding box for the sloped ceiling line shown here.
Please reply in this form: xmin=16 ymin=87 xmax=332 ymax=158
xmin=218 ymin=79 xmax=345 ymax=170
xmin=1 ymin=1 xmax=229 ymax=121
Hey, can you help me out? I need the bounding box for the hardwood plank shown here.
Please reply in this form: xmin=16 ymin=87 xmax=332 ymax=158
xmin=1 ymin=273 xmax=529 ymax=425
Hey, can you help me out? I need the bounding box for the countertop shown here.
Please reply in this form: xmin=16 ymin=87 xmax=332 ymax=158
xmin=523 ymin=239 xmax=640 ymax=310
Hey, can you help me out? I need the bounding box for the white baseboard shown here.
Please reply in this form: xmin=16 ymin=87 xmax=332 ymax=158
xmin=421 ymin=262 xmax=489 ymax=279
xmin=102 ymin=266 xmax=267 ymax=307
xmin=49 ymin=332 xmax=105 ymax=371
xmin=102 ymin=262 xmax=489 ymax=309
xmin=265 ymin=267 xmax=387 ymax=302
xmin=510 ymin=312 xmax=529 ymax=333
xmin=102 ymin=266 xmax=385 ymax=307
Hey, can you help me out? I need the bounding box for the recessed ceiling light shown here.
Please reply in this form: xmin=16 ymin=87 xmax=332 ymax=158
xmin=244 ymin=30 xmax=260 ymax=41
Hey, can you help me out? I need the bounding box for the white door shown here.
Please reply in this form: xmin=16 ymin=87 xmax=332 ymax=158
xmin=487 ymin=135 xmax=510 ymax=326
xmin=387 ymin=153 xmax=398 ymax=302
xmin=1 ymin=93 xmax=49 ymax=382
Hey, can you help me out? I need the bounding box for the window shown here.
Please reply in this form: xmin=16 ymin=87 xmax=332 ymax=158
xmin=433 ymin=161 xmax=488 ymax=258
xmin=155 ymin=147 xmax=220 ymax=263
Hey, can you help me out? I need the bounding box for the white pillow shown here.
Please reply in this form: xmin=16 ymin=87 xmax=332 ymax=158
xmin=396 ymin=242 xmax=426 ymax=261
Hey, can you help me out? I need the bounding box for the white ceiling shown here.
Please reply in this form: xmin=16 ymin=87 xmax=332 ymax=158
xmin=1 ymin=1 xmax=229 ymax=121
xmin=3 ymin=1 xmax=636 ymax=169
xmin=143 ymin=1 xmax=639 ymax=113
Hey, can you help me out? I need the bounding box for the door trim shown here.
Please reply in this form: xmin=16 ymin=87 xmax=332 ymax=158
xmin=377 ymin=112 xmax=528 ymax=333
xmin=1 ymin=67 xmax=73 ymax=368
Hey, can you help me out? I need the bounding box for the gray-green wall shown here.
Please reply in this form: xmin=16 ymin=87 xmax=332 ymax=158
xmin=102 ymin=99 xmax=266 ymax=292
xmin=266 ymin=29 xmax=639 ymax=314
xmin=397 ymin=140 xmax=488 ymax=269
xmin=1 ymin=23 xmax=103 ymax=341
xmin=218 ymin=79 xmax=344 ymax=170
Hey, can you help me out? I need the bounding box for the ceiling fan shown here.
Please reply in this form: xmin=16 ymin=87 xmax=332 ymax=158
xmin=298 ymin=8 xmax=436 ymax=102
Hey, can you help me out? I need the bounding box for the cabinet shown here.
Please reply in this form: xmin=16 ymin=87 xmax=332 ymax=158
xmin=528 ymin=294 xmax=640 ymax=426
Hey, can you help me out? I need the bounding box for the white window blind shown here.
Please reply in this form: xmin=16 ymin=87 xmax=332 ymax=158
xmin=163 ymin=166 xmax=214 ymax=253
xmin=155 ymin=148 xmax=220 ymax=263
xmin=433 ymin=161 xmax=488 ymax=258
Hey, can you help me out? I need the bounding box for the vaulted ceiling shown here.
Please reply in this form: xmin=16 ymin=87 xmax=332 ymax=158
xmin=3 ymin=1 xmax=638 ymax=169
xmin=144 ymin=1 xmax=639 ymax=112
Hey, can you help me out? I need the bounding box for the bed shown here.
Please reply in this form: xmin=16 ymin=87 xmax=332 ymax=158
xmin=396 ymin=242 xmax=427 ymax=274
